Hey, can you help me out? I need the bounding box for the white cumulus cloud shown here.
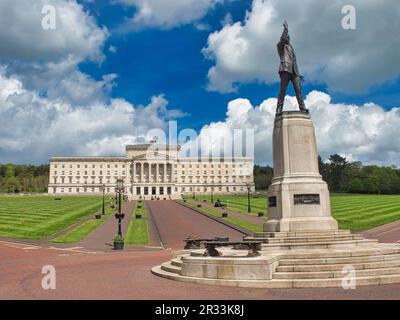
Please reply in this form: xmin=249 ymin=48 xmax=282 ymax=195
xmin=116 ymin=0 xmax=227 ymax=30
xmin=0 ymin=0 xmax=112 ymax=105
xmin=0 ymin=70 xmax=187 ymax=163
xmin=0 ymin=0 xmax=190 ymax=164
xmin=203 ymin=0 xmax=400 ymax=93
xmin=0 ymin=0 xmax=108 ymax=64
xmin=191 ymin=91 xmax=400 ymax=167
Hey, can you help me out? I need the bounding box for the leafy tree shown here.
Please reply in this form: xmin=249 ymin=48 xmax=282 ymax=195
xmin=0 ymin=164 xmax=49 ymax=193
xmin=254 ymin=165 xmax=273 ymax=190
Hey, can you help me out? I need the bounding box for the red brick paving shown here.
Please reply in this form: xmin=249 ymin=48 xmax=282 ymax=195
xmin=362 ymin=220 xmax=400 ymax=243
xmin=146 ymin=200 xmax=244 ymax=249
xmin=144 ymin=201 xmax=165 ymax=247
xmin=77 ymin=201 xmax=136 ymax=251
xmin=1 ymin=242 xmax=400 ymax=300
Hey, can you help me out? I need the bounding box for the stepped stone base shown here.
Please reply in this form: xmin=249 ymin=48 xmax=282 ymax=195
xmin=263 ymin=216 xmax=338 ymax=232
xmin=152 ymin=230 xmax=400 ymax=288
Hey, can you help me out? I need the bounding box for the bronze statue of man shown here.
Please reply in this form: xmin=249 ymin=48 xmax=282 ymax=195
xmin=276 ymin=21 xmax=308 ymax=114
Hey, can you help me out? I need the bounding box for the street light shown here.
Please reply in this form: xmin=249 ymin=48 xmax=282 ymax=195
xmin=131 ymin=158 xmax=135 ymax=197
xmin=115 ymin=178 xmax=125 ymax=237
xmin=115 ymin=186 xmax=118 ymax=207
xmin=245 ymin=183 xmax=253 ymax=213
xmin=101 ymin=184 xmax=105 ymax=215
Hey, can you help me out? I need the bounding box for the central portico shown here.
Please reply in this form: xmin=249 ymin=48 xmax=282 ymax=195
xmin=125 ymin=143 xmax=178 ymax=198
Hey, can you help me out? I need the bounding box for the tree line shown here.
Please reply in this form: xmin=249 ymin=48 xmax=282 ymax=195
xmin=0 ymin=164 xmax=49 ymax=193
xmin=254 ymin=154 xmax=400 ymax=194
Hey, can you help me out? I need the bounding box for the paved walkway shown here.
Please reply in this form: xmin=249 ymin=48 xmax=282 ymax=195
xmin=1 ymin=200 xmax=400 ymax=299
xmin=191 ymin=199 xmax=266 ymax=225
xmin=362 ymin=220 xmax=400 ymax=243
xmin=146 ymin=200 xmax=244 ymax=249
xmin=1 ymin=242 xmax=400 ymax=300
xmin=77 ymin=201 xmax=136 ymax=251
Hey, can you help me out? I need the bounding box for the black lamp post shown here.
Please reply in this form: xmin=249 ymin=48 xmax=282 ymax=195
xmin=131 ymin=158 xmax=135 ymax=197
xmin=211 ymin=186 xmax=214 ymax=204
xmin=115 ymin=179 xmax=125 ymax=237
xmin=246 ymin=183 xmax=253 ymax=213
xmin=101 ymin=184 xmax=105 ymax=215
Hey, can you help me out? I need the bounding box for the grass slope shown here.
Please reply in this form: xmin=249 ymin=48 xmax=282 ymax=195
xmin=179 ymin=200 xmax=262 ymax=233
xmin=125 ymin=201 xmax=148 ymax=245
xmin=195 ymin=195 xmax=266 ymax=215
xmin=331 ymin=194 xmax=400 ymax=231
xmin=51 ymin=204 xmax=116 ymax=243
xmin=191 ymin=193 xmax=400 ymax=231
xmin=0 ymin=196 xmax=104 ymax=239
xmin=51 ymin=220 xmax=103 ymax=243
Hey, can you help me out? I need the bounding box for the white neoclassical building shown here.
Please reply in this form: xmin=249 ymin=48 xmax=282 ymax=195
xmin=48 ymin=143 xmax=254 ymax=199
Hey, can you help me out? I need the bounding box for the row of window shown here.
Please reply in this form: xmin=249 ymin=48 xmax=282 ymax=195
xmin=177 ymin=170 xmax=245 ymax=175
xmin=53 ymin=176 xmax=249 ymax=184
xmin=54 ymin=187 xmax=112 ymax=193
xmin=52 ymin=162 xmax=251 ymax=170
xmin=180 ymin=186 xmax=245 ymax=192
xmin=53 ymin=163 xmax=125 ymax=169
xmin=53 ymin=171 xmax=126 ymax=176
xmin=178 ymin=163 xmax=246 ymax=169
xmin=53 ymin=186 xmax=247 ymax=194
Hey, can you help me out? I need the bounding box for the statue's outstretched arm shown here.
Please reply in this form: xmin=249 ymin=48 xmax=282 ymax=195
xmin=277 ymin=22 xmax=289 ymax=54
xmin=280 ymin=21 xmax=289 ymax=44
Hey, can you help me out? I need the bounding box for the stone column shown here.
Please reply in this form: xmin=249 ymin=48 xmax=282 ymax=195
xmin=264 ymin=111 xmax=338 ymax=232
xmin=140 ymin=162 xmax=144 ymax=182
xmin=163 ymin=163 xmax=167 ymax=183
xmin=156 ymin=163 xmax=159 ymax=183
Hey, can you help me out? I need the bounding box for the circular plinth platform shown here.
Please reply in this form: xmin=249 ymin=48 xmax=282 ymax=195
xmin=152 ymin=231 xmax=400 ymax=288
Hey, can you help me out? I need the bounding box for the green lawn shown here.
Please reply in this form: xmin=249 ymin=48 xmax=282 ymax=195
xmin=51 ymin=204 xmax=116 ymax=243
xmin=331 ymin=194 xmax=400 ymax=231
xmin=0 ymin=196 xmax=104 ymax=239
xmin=190 ymin=193 xmax=400 ymax=231
xmin=125 ymin=201 xmax=148 ymax=245
xmin=51 ymin=220 xmax=103 ymax=243
xmin=195 ymin=194 xmax=267 ymax=215
xmin=178 ymin=200 xmax=262 ymax=233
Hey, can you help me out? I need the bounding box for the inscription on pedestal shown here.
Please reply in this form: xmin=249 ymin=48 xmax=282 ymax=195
xmin=294 ymin=194 xmax=320 ymax=205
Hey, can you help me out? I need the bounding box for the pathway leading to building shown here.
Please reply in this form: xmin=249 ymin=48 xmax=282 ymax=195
xmin=362 ymin=220 xmax=400 ymax=243
xmin=77 ymin=201 xmax=136 ymax=251
xmin=146 ymin=200 xmax=245 ymax=249
xmin=190 ymin=199 xmax=266 ymax=226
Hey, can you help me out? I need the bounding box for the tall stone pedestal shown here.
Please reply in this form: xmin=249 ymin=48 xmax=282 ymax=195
xmin=264 ymin=111 xmax=338 ymax=232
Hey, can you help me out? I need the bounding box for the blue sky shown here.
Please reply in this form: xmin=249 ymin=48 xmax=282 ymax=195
xmin=0 ymin=0 xmax=399 ymax=165
xmin=80 ymin=0 xmax=256 ymax=130
xmin=80 ymin=0 xmax=399 ymax=131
